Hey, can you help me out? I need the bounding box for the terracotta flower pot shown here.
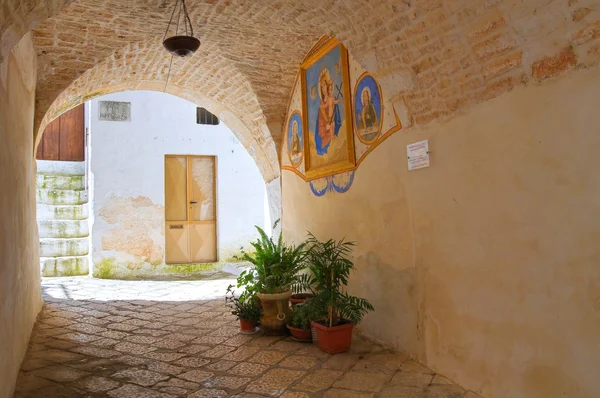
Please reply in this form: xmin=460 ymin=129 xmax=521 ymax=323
xmin=311 ymin=320 xmax=355 ymax=354
xmin=290 ymin=293 xmax=313 ymax=306
xmin=257 ymin=290 xmax=292 ymax=335
xmin=286 ymin=324 xmax=312 ymax=342
xmin=239 ymin=318 xmax=256 ymax=333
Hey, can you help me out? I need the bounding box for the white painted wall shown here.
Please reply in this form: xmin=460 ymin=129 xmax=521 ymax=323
xmin=89 ymin=91 xmax=268 ymax=278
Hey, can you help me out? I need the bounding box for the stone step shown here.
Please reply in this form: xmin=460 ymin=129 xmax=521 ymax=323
xmin=36 ymin=174 xmax=85 ymax=190
xmin=39 ymin=237 xmax=89 ymax=257
xmin=37 ymin=189 xmax=88 ymax=205
xmin=37 ymin=220 xmax=89 ymax=239
xmin=37 ymin=204 xmax=89 ymax=221
xmin=40 ymin=256 xmax=89 ymax=277
xmin=36 ymin=160 xmax=85 ymax=176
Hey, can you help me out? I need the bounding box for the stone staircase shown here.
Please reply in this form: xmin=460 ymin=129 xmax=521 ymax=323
xmin=36 ymin=161 xmax=90 ymax=277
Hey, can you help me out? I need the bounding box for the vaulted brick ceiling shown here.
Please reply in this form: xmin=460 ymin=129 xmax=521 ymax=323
xmin=2 ymin=0 xmax=598 ymax=181
xmin=29 ymin=0 xmax=325 ymax=182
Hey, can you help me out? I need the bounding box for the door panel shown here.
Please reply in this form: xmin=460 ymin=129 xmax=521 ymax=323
xmin=165 ymin=155 xmax=217 ymax=264
xmin=38 ymin=117 xmax=60 ymax=160
xmin=165 ymin=156 xmax=188 ymax=222
xmin=190 ymin=223 xmax=217 ymax=263
xmin=165 ymin=223 xmax=190 ymax=264
xmin=189 ymin=157 xmax=215 ymax=221
xmin=59 ymin=104 xmax=85 ymax=161
xmin=36 ymin=104 xmax=84 ymax=161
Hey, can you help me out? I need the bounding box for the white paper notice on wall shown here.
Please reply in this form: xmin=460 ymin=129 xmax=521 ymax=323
xmin=407 ymin=139 xmax=430 ymax=171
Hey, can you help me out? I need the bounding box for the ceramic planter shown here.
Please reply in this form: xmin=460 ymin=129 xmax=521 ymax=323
xmin=286 ymin=324 xmax=312 ymax=342
xmin=311 ymin=320 xmax=355 ymax=354
xmin=239 ymin=318 xmax=256 ymax=333
xmin=257 ymin=290 xmax=292 ymax=335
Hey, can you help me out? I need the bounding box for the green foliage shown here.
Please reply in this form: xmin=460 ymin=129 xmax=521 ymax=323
xmin=290 ymin=303 xmax=311 ymax=330
xmin=94 ymin=258 xmax=117 ymax=279
xmin=303 ymin=233 xmax=374 ymax=327
xmin=236 ymin=220 xmax=308 ymax=296
xmin=290 ymin=300 xmax=327 ymax=330
xmin=293 ymin=272 xmax=316 ymax=295
xmin=224 ymin=250 xmax=254 ymax=263
xmin=225 ymin=285 xmax=261 ymax=322
xmin=165 ymin=263 xmax=217 ymax=274
xmin=234 ymin=268 xmax=261 ymax=303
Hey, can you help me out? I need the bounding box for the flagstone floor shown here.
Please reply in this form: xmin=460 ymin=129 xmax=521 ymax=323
xmin=14 ymin=277 xmax=477 ymax=398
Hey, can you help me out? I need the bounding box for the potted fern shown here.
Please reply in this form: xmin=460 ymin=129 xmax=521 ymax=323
xmin=237 ymin=220 xmax=307 ymax=335
xmin=225 ymin=285 xmax=261 ymax=333
xmin=302 ymin=233 xmax=374 ymax=354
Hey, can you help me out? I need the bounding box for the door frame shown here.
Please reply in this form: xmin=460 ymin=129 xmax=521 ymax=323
xmin=164 ymin=154 xmax=218 ymax=264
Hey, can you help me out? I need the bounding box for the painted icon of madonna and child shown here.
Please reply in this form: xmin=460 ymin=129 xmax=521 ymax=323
xmin=314 ymin=67 xmax=342 ymax=155
xmin=301 ymin=39 xmax=355 ymax=179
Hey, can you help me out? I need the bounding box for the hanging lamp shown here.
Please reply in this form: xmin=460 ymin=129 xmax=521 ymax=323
xmin=163 ymin=0 xmax=200 ymax=57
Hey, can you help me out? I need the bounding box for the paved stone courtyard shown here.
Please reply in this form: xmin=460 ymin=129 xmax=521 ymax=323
xmin=14 ymin=277 xmax=476 ymax=397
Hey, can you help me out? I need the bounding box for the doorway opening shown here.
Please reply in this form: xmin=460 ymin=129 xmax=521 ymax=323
xmin=35 ymin=104 xmax=90 ymax=277
xmin=40 ymin=90 xmax=269 ymax=279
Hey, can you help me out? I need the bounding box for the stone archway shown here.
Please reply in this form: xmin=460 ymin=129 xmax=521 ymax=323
xmin=33 ymin=29 xmax=291 ymax=183
xmin=37 ymin=78 xmax=280 ymax=183
xmin=5 ymin=0 xmax=597 ymax=147
xmin=35 ymin=85 xmax=284 ymax=267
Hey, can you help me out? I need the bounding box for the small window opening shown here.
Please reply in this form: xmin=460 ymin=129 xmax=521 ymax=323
xmin=196 ymin=107 xmax=219 ymax=125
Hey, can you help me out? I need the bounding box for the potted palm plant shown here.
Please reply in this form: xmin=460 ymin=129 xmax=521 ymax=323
xmin=302 ymin=233 xmax=374 ymax=354
xmin=225 ymin=285 xmax=261 ymax=333
xmin=237 ymin=220 xmax=307 ymax=335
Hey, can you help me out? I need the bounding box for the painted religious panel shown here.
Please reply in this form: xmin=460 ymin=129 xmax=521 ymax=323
xmin=287 ymin=111 xmax=303 ymax=167
xmin=300 ymin=38 xmax=355 ymax=180
xmin=354 ymin=72 xmax=383 ymax=144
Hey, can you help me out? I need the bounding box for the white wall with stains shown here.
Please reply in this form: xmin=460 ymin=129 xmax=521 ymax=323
xmin=89 ymin=91 xmax=268 ymax=278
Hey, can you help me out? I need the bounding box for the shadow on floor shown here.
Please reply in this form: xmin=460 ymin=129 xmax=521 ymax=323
xmin=13 ymin=277 xmax=471 ymax=397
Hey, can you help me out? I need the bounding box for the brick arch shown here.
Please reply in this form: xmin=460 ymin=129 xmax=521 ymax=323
xmin=36 ymin=38 xmax=288 ymax=182
xmin=5 ymin=0 xmax=598 ymax=180
xmin=36 ymin=74 xmax=281 ymax=183
xmin=0 ymin=0 xmax=73 ymax=63
xmin=28 ymin=0 xmax=418 ymax=135
xmin=8 ymin=1 xmax=401 ymax=183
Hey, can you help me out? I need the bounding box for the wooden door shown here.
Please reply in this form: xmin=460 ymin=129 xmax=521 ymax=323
xmin=165 ymin=155 xmax=217 ymax=264
xmin=36 ymin=104 xmax=85 ymax=161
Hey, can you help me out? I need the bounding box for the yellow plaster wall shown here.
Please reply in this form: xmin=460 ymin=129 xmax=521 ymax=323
xmin=0 ymin=33 xmax=42 ymax=398
xmin=282 ymin=128 xmax=419 ymax=354
xmin=282 ymin=68 xmax=600 ymax=397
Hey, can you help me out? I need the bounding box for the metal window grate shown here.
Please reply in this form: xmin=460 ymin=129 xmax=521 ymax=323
xmin=196 ymin=107 xmax=219 ymax=125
